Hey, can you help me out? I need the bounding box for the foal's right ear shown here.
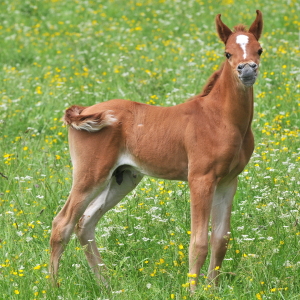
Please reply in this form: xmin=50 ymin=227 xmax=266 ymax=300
xmin=216 ymin=14 xmax=232 ymax=44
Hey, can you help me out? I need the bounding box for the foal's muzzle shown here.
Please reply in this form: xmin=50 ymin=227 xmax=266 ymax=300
xmin=237 ymin=62 xmax=258 ymax=86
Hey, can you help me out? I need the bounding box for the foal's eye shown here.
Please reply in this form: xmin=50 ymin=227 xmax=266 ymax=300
xmin=258 ymin=48 xmax=263 ymax=56
xmin=225 ymin=52 xmax=232 ymax=59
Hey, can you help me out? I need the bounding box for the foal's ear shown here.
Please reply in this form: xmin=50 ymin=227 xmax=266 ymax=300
xmin=215 ymin=14 xmax=232 ymax=44
xmin=248 ymin=10 xmax=263 ymax=40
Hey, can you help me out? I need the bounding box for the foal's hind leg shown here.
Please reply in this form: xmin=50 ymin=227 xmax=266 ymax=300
xmin=49 ymin=178 xmax=108 ymax=283
xmin=49 ymin=127 xmax=121 ymax=283
xmin=75 ymin=167 xmax=143 ymax=284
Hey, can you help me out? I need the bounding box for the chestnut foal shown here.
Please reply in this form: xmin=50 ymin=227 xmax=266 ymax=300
xmin=50 ymin=11 xmax=263 ymax=290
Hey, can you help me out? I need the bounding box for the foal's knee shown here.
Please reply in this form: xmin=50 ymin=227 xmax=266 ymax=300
xmin=211 ymin=233 xmax=229 ymax=253
xmin=190 ymin=241 xmax=209 ymax=259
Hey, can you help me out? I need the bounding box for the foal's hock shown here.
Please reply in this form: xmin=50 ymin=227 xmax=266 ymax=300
xmin=50 ymin=11 xmax=263 ymax=290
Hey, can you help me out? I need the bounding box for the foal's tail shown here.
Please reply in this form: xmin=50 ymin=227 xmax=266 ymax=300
xmin=63 ymin=105 xmax=117 ymax=132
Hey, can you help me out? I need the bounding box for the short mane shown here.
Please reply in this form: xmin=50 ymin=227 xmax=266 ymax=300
xmin=187 ymin=63 xmax=224 ymax=101
xmin=233 ymin=24 xmax=247 ymax=32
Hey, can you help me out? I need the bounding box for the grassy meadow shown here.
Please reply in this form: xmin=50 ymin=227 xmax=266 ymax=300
xmin=0 ymin=0 xmax=299 ymax=299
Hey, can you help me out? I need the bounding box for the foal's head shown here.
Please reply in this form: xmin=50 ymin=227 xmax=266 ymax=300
xmin=216 ymin=10 xmax=263 ymax=87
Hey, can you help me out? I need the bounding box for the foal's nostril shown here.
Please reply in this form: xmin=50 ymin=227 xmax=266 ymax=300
xmin=249 ymin=62 xmax=258 ymax=69
xmin=237 ymin=64 xmax=245 ymax=73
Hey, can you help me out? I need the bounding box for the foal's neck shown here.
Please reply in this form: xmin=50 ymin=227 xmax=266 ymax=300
xmin=211 ymin=61 xmax=254 ymax=132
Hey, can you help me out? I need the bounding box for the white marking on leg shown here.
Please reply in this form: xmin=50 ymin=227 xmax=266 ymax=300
xmin=236 ymin=35 xmax=249 ymax=59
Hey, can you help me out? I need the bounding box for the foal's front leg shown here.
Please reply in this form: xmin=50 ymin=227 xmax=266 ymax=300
xmin=208 ymin=178 xmax=237 ymax=282
xmin=188 ymin=174 xmax=216 ymax=291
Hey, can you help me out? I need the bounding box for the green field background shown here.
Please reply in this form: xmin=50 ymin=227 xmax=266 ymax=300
xmin=0 ymin=0 xmax=299 ymax=299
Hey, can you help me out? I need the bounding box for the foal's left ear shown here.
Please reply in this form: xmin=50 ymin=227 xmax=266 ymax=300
xmin=248 ymin=10 xmax=263 ymax=40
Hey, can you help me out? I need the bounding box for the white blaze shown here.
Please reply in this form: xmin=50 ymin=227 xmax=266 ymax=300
xmin=236 ymin=35 xmax=249 ymax=59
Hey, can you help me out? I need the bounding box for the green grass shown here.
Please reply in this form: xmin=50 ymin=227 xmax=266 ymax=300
xmin=0 ymin=0 xmax=299 ymax=299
